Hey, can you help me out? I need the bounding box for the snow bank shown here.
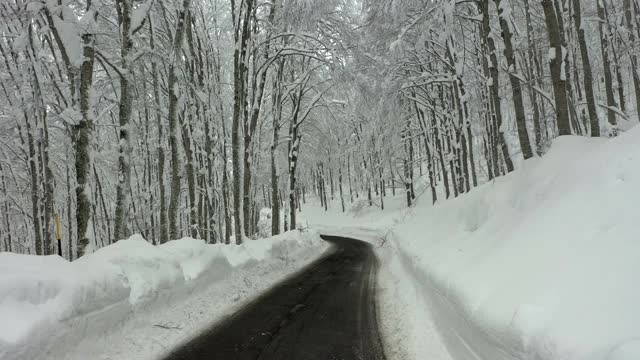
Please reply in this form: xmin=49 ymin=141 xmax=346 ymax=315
xmin=390 ymin=129 xmax=640 ymax=360
xmin=159 ymin=237 xmax=230 ymax=281
xmin=0 ymin=229 xmax=328 ymax=359
xmin=304 ymin=127 xmax=640 ymax=360
xmin=0 ymin=253 xmax=127 ymax=346
xmin=390 ymin=129 xmax=640 ymax=359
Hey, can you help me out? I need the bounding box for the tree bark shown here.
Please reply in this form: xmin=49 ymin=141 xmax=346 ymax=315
xmin=149 ymin=17 xmax=168 ymax=243
xmin=231 ymin=0 xmax=255 ymax=244
xmin=624 ymin=0 xmax=640 ymax=121
xmin=76 ymin=5 xmax=99 ymax=257
xmin=114 ymin=0 xmax=134 ymax=241
xmin=168 ymin=0 xmax=192 ymax=240
xmin=480 ymin=0 xmax=514 ymax=171
xmin=597 ymin=0 xmax=617 ymax=127
xmin=495 ymin=0 xmax=534 ymax=159
xmin=542 ymin=0 xmax=572 ymax=135
xmin=271 ymin=60 xmax=284 ymax=236
xmin=571 ymin=0 xmax=600 ymax=136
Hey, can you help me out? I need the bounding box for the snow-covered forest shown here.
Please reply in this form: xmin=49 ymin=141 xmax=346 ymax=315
xmin=3 ymin=0 xmax=640 ymax=359
xmin=0 ymin=0 xmax=638 ymax=260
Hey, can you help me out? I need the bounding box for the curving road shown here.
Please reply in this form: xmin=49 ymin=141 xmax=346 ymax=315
xmin=163 ymin=235 xmax=386 ymax=360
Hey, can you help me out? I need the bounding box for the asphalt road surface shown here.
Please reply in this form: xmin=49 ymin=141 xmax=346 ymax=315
xmin=163 ymin=235 xmax=386 ymax=360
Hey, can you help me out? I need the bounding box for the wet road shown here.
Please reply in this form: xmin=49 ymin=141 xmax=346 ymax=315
xmin=163 ymin=235 xmax=386 ymax=360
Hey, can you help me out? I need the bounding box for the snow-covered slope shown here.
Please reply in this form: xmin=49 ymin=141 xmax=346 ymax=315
xmin=0 ymin=230 xmax=329 ymax=360
xmin=304 ymin=127 xmax=640 ymax=360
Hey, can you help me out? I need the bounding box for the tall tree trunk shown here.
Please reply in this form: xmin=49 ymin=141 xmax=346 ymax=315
xmin=467 ymin=125 xmax=477 ymax=187
xmin=24 ymin=119 xmax=43 ymax=254
xmin=597 ymin=0 xmax=618 ymax=127
xmin=571 ymin=0 xmax=600 ymax=136
xmin=348 ymin=155 xmax=355 ymax=201
xmin=182 ymin=119 xmax=198 ymax=238
xmin=339 ymin=164 xmax=345 ymax=212
xmin=149 ymin=18 xmax=168 ymax=243
xmin=321 ymin=165 xmax=328 ymax=211
xmin=168 ymin=0 xmax=191 ymax=240
xmin=604 ymin=3 xmax=626 ymax=115
xmin=0 ymin=162 xmax=11 ymax=252
xmin=623 ymin=0 xmax=640 ymax=120
xmin=270 ymin=60 xmax=284 ymax=236
xmin=76 ymin=5 xmax=99 ymax=257
xmin=243 ymin=1 xmax=277 ymax=236
xmin=114 ymin=0 xmax=134 ymax=241
xmin=65 ymin=149 xmax=73 ymax=259
xmin=231 ymin=0 xmax=255 ymax=244
xmin=542 ymin=0 xmax=572 ymax=135
xmin=288 ymin=132 xmax=301 ymax=230
xmin=402 ymin=124 xmax=412 ymax=207
xmin=495 ymin=0 xmax=534 ymax=159
xmin=480 ymin=0 xmax=514 ymax=171
xmin=415 ymin=105 xmax=437 ymax=203
xmin=431 ymin=101 xmax=450 ymax=198
xmin=222 ymin=150 xmax=232 ymax=243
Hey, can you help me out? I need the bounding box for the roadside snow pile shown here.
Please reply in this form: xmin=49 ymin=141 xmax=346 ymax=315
xmin=299 ymin=127 xmax=640 ymax=360
xmin=389 ymin=127 xmax=640 ymax=360
xmin=0 ymin=253 xmax=127 ymax=345
xmin=160 ymin=237 xmax=229 ymax=281
xmin=0 ymin=229 xmax=328 ymax=358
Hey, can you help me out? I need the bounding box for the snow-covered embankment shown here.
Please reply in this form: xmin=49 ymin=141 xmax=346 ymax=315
xmin=389 ymin=128 xmax=640 ymax=360
xmin=0 ymin=229 xmax=329 ymax=360
xmin=304 ymin=127 xmax=640 ymax=360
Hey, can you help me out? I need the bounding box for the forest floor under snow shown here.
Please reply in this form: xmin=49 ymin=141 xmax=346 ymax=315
xmin=300 ymin=125 xmax=640 ymax=360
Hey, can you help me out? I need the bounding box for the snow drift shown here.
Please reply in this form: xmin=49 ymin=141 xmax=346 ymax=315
xmin=304 ymin=127 xmax=640 ymax=360
xmin=0 ymin=229 xmax=328 ymax=359
xmin=388 ymin=128 xmax=640 ymax=360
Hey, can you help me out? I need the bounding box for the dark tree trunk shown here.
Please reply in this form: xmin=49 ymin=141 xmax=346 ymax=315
xmin=624 ymin=0 xmax=640 ymax=121
xmin=572 ymin=0 xmax=600 ymax=136
xmin=168 ymin=0 xmax=191 ymax=240
xmin=597 ymin=0 xmax=617 ymax=127
xmin=495 ymin=0 xmax=533 ymax=159
xmin=75 ymin=7 xmax=99 ymax=257
xmin=542 ymin=0 xmax=572 ymax=135
xmin=480 ymin=0 xmax=514 ymax=172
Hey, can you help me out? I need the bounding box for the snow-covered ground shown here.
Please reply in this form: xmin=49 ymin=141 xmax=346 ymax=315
xmin=0 ymin=230 xmax=329 ymax=360
xmin=301 ymin=126 xmax=640 ymax=360
xmin=4 ymin=127 xmax=640 ymax=360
